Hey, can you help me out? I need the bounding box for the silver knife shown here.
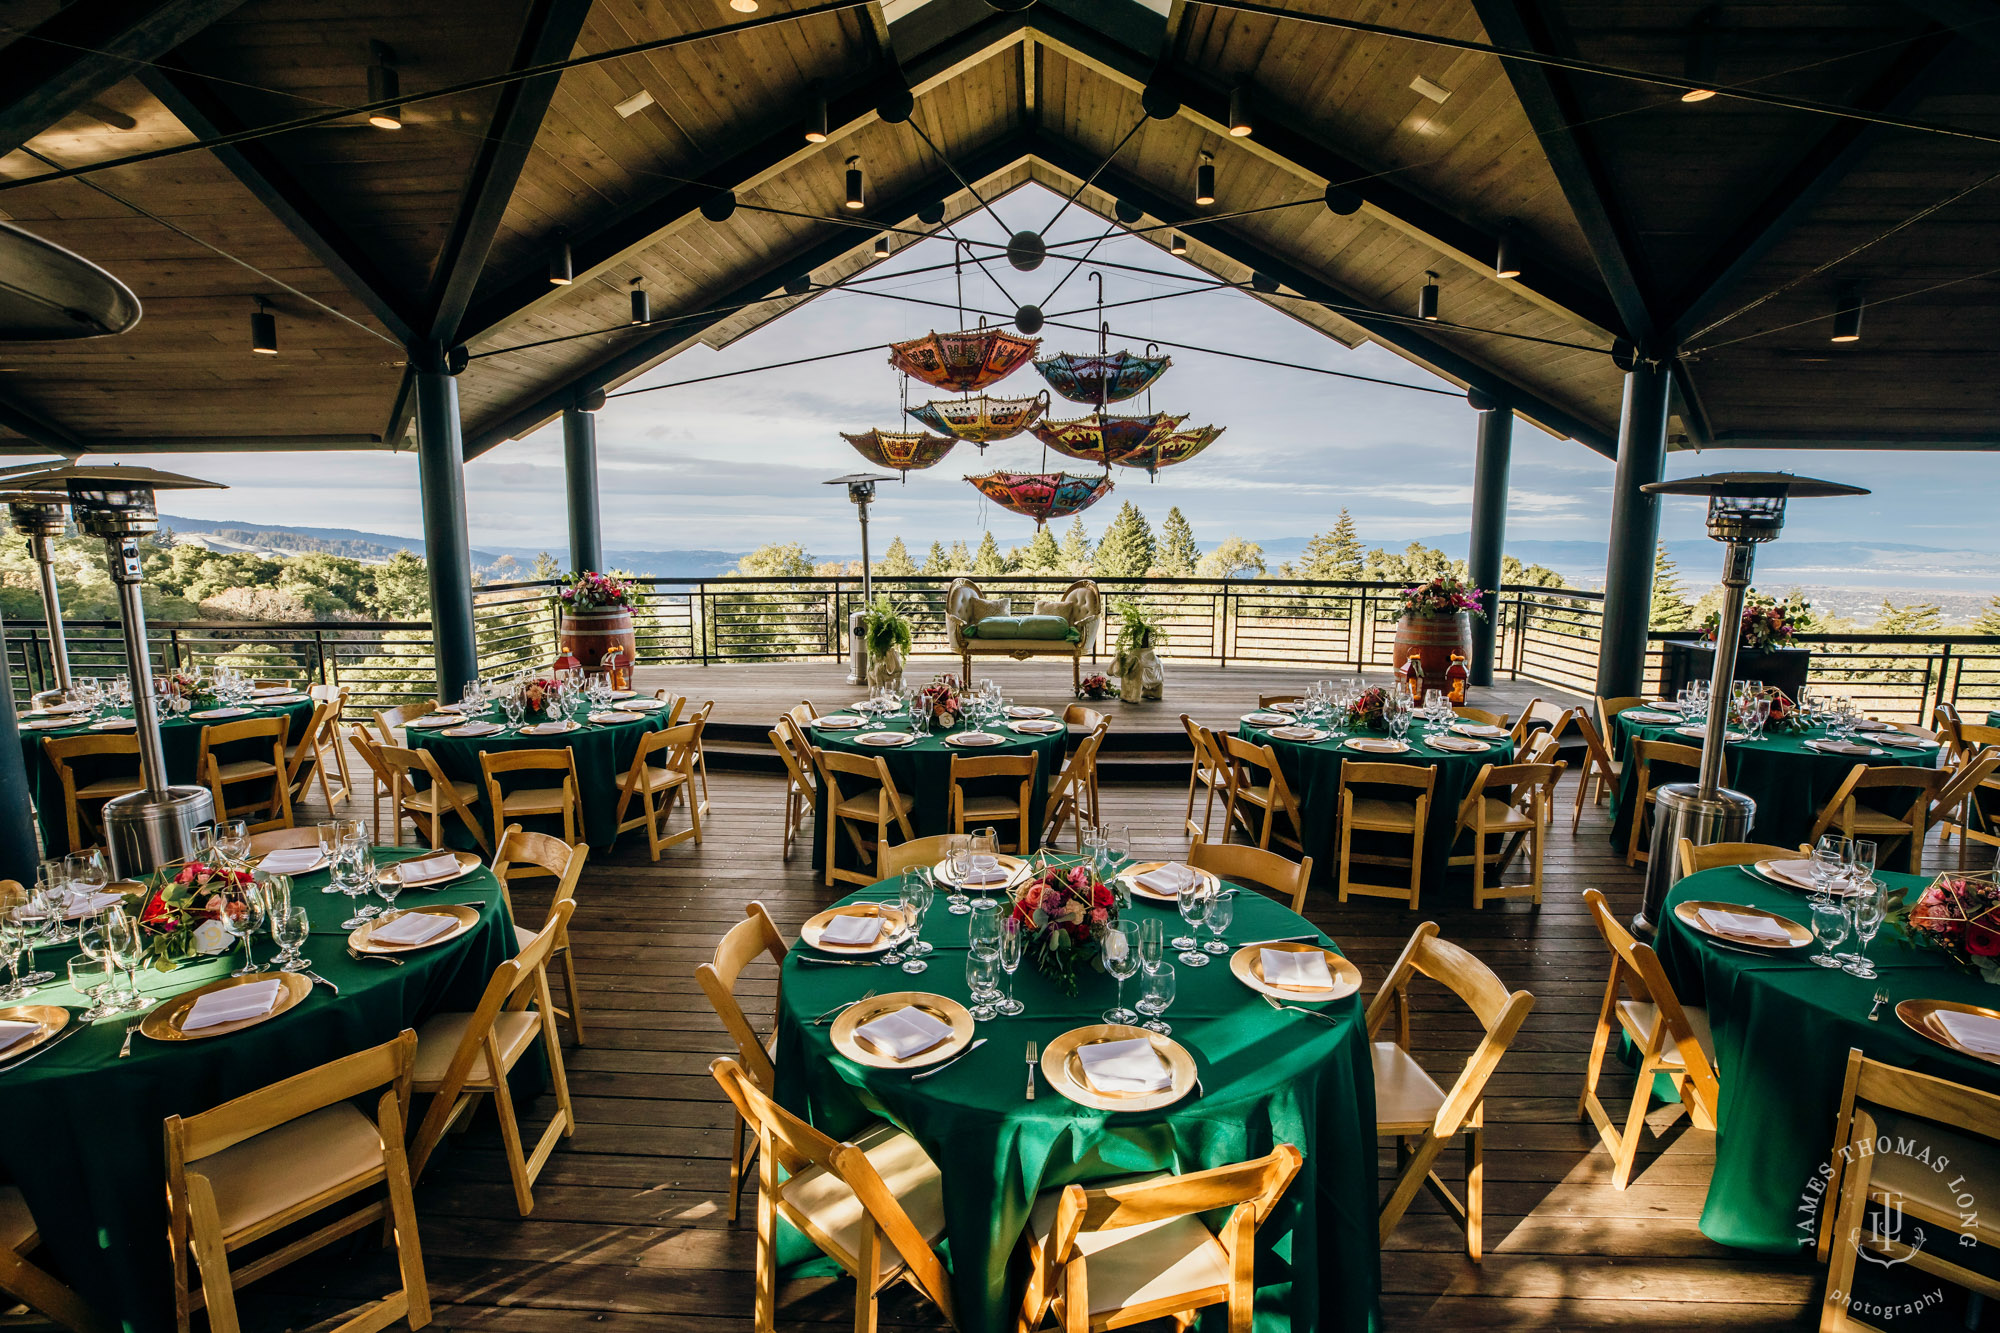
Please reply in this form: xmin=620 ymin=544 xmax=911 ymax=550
xmin=305 ymin=971 xmax=341 ymax=995
xmin=797 ymin=955 xmax=874 ymax=967
xmin=0 ymin=1017 xmax=84 ymax=1072
xmin=912 ymin=1037 xmax=986 ymax=1079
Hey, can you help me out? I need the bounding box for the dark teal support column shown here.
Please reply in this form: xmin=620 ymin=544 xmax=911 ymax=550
xmin=0 ymin=609 xmax=42 ymax=880
xmin=1467 ymin=405 xmax=1513 ymax=687
xmin=415 ymin=355 xmax=479 ymax=704
xmin=1597 ymin=363 xmax=1671 ymax=698
xmin=563 ymin=397 xmax=603 ymax=573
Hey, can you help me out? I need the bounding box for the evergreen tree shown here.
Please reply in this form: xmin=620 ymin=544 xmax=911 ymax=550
xmin=946 ymin=539 xmax=972 ymax=572
xmin=1153 ymin=506 xmax=1200 ymax=577
xmin=531 ymin=551 xmax=561 ymax=580
xmin=737 ymin=542 xmax=816 ymax=578
xmin=971 ymin=531 xmax=1007 ymax=577
xmin=1876 ymin=598 xmax=1945 ymax=634
xmin=1057 ymin=517 xmax=1093 ymax=574
xmin=1294 ymin=509 xmax=1365 ymax=581
xmin=1015 ymin=526 xmax=1062 ymax=572
xmin=875 ymin=535 xmax=918 ymax=577
xmin=1650 ymin=543 xmax=1693 ymax=630
xmin=922 ymin=541 xmax=949 ymax=575
xmin=1972 ymin=595 xmax=2000 ymax=637
xmin=1196 ymin=536 xmax=1266 ymax=579
xmin=1093 ymin=501 xmax=1157 ymax=579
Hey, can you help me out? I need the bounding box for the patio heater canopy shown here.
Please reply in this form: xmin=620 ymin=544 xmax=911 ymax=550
xmin=0 ymin=220 xmax=142 ymax=341
xmin=1643 ymin=472 xmax=1871 ymax=544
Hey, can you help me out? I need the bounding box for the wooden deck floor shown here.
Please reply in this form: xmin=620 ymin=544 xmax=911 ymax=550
xmin=238 ymin=677 xmax=1850 ymax=1333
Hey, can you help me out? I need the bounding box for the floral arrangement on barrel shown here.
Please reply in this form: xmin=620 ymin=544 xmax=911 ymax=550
xmin=1077 ymin=673 xmax=1112 ymax=701
xmin=1009 ymin=859 xmax=1115 ymax=995
xmin=558 ymin=569 xmax=646 ymax=613
xmin=1892 ymin=872 xmax=2000 ymax=982
xmin=1701 ymin=591 xmax=1812 ymax=651
xmin=919 ymin=674 xmax=965 ymax=729
xmin=139 ymin=861 xmax=242 ymax=964
xmin=1401 ymin=575 xmax=1486 ymax=622
xmin=1344 ymin=685 xmax=1393 ymax=730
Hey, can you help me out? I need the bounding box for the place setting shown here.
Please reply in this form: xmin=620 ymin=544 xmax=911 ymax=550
xmin=140 ymin=973 xmax=313 ymax=1044
xmin=1898 ymin=1000 xmax=2000 ymax=1067
xmin=830 ymin=992 xmax=975 ymax=1070
xmin=347 ymin=904 xmax=480 ymax=955
xmin=0 ymin=1005 xmax=74 ymax=1070
xmin=1427 ymin=734 xmax=1491 ymax=753
xmin=1673 ymin=899 xmax=1813 ymax=950
xmin=800 ymin=903 xmax=911 ymax=956
xmin=809 ymin=714 xmax=865 ymax=730
xmin=1230 ymin=940 xmax=1363 ymax=1002
xmin=1037 ymin=1024 xmax=1198 ymax=1112
xmin=1118 ymin=860 xmax=1220 ymax=904
xmin=378 ymin=850 xmax=483 ymax=890
xmin=944 ymin=729 xmax=1005 ymax=747
xmin=855 ymin=730 xmax=916 ymax=747
xmin=405 ymin=711 xmax=465 ymax=731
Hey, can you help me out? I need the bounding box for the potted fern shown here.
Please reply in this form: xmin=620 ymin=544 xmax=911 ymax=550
xmin=861 ymin=595 xmax=913 ymax=690
xmin=1112 ymin=600 xmax=1168 ymax=702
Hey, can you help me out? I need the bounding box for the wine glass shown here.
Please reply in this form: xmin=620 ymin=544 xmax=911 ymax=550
xmin=375 ymin=865 xmax=404 ymax=922
xmin=995 ymin=919 xmax=1025 ymax=1016
xmin=1102 ymin=920 xmax=1140 ymax=1023
xmin=1809 ymin=895 xmax=1850 ymax=969
xmin=1174 ymin=881 xmax=1206 ymax=962
xmin=318 ymin=822 xmax=346 ymax=893
xmin=66 ymin=848 xmax=108 ymax=901
xmin=898 ymin=874 xmax=933 ymax=975
xmin=1138 ymin=918 xmax=1164 ymax=975
xmin=1811 ymin=836 xmax=1846 ymax=893
xmin=69 ymin=952 xmax=117 ymax=1021
xmin=966 ymin=952 xmax=1000 ymax=1022
xmin=1387 ymin=702 xmax=1410 ymax=742
xmin=103 ymin=908 xmax=151 ymax=1011
xmin=36 ymin=859 xmax=73 ymax=943
xmin=270 ymin=905 xmax=311 ymax=973
xmin=1843 ymin=881 xmax=1885 ymax=978
xmin=335 ymin=850 xmax=377 ymax=930
xmin=213 ymin=819 xmax=250 ymax=869
xmin=0 ymin=916 xmax=28 ymax=1003
xmin=502 ymin=695 xmax=524 ymax=730
xmin=220 ymin=881 xmax=267 ymax=976
xmin=1135 ymin=963 xmax=1176 ymax=1035
xmin=10 ymin=892 xmax=55 ymax=986
xmin=1850 ymin=839 xmax=1877 ymax=881
xmin=942 ymin=836 xmax=971 ymax=915
xmin=1202 ymin=888 xmax=1234 ymax=955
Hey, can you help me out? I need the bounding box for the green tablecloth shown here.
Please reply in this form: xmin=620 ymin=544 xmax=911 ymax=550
xmin=772 ymin=867 xmax=1381 ymax=1333
xmin=407 ymin=709 xmax=670 ymax=851
xmin=1610 ymin=714 xmax=1938 ymax=855
xmin=1655 ymin=865 xmax=2000 ymax=1252
xmin=0 ymin=847 xmax=515 ymax=1333
xmin=1238 ymin=720 xmax=1493 ymax=891
xmin=18 ymin=699 xmax=317 ymax=857
xmin=808 ymin=716 xmax=1070 ymax=873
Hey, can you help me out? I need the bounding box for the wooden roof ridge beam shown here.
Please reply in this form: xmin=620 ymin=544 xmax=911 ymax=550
xmin=0 ymin=392 xmax=87 ymax=459
xmin=0 ymin=434 xmax=388 ymax=455
xmin=0 ymin=0 xmax=250 ymax=159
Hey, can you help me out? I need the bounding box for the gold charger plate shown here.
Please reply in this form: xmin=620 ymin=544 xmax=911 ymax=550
xmin=1119 ymin=861 xmax=1221 ymax=904
xmin=933 ymin=853 xmax=1027 ymax=889
xmin=347 ymin=904 xmax=480 ymax=954
xmin=1427 ymin=736 xmax=1492 ymax=753
xmin=856 ymin=731 xmax=915 ymax=747
xmin=829 ymin=992 xmax=974 ymax=1070
xmin=945 ymin=731 xmax=1005 ymax=747
xmin=0 ymin=1005 xmax=70 ymax=1064
xmin=378 ymin=849 xmax=484 ymax=889
xmin=1230 ymin=941 xmax=1362 ymax=1002
xmin=1748 ymin=858 xmax=1819 ymax=891
xmin=1040 ymin=1023 xmax=1196 ymax=1112
xmin=141 ymin=973 xmax=311 ymax=1043
xmin=1005 ymin=706 xmax=1055 ymax=719
xmin=1266 ymin=726 xmax=1328 ymax=742
xmin=1898 ymin=998 xmax=2000 ymax=1066
xmin=1673 ymin=899 xmax=1811 ymax=949
xmin=1342 ymin=738 xmax=1410 ymax=754
xmin=800 ymin=903 xmax=909 ymax=954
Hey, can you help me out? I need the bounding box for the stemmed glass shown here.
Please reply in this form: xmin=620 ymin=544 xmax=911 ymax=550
xmin=1102 ymin=920 xmax=1140 ymax=1024
xmin=69 ymin=949 xmax=117 ymax=1021
xmin=220 ymin=880 xmax=267 ymax=976
xmin=1135 ymin=963 xmax=1175 ymax=1035
xmin=318 ymin=822 xmax=345 ymax=893
xmin=0 ymin=915 xmax=29 ymax=1003
xmin=1202 ymin=889 xmax=1234 ymax=955
xmin=899 ymin=873 xmax=934 ymax=975
xmin=10 ymin=893 xmax=55 ymax=987
xmin=270 ymin=905 xmax=312 ymax=973
xmin=1810 ymin=836 xmax=1847 ymax=894
xmin=1387 ymin=700 xmax=1411 ymax=742
xmin=213 ymin=819 xmax=250 ymax=870
xmin=1173 ymin=880 xmax=1203 ymax=956
xmin=103 ymin=907 xmax=152 ymax=1012
xmin=966 ymin=952 xmax=1000 ymax=1022
xmin=334 ymin=847 xmax=378 ymax=929
xmin=995 ymin=919 xmax=1025 ymax=1016
xmin=1808 ymin=894 xmax=1850 ymax=968
xmin=943 ymin=836 xmax=971 ymax=915
xmin=1842 ymin=880 xmax=1885 ymax=978
xmin=501 ymin=695 xmax=525 ymax=731
xmin=1138 ymin=918 xmax=1163 ymax=975
xmin=1849 ymin=839 xmax=1877 ymax=882
xmin=375 ymin=866 xmax=404 ymax=921
xmin=36 ymin=859 xmax=73 ymax=944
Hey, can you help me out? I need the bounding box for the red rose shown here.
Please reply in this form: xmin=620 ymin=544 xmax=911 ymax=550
xmin=1092 ymin=882 xmax=1113 ymax=909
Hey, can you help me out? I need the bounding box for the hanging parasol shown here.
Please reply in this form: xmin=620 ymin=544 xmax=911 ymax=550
xmin=1034 ymin=350 xmax=1172 ymax=405
xmin=967 ymin=471 xmax=1114 ymax=528
xmin=906 ymin=391 xmax=1048 ymax=446
xmin=840 ymin=429 xmax=956 ymax=475
xmin=1109 ymin=424 xmax=1225 ymax=477
xmin=888 ymin=326 xmax=1040 ymax=392
xmin=1029 ymin=412 xmax=1186 ymax=468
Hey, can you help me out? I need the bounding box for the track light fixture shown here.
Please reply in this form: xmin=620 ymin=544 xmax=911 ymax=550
xmin=1169 ymin=233 xmax=1187 ymax=255
xmin=1418 ymin=271 xmax=1440 ymax=321
xmin=1195 ymin=151 xmax=1216 ymax=207
xmin=547 ymin=233 xmax=573 ymax=286
xmin=250 ymin=298 xmax=277 ymax=355
xmin=1831 ymin=287 xmax=1864 ymax=342
xmin=844 ymin=156 xmax=864 ymax=210
xmin=366 ymin=41 xmax=401 ymax=129
xmin=629 ymin=278 xmax=650 ymax=325
xmin=1227 ymin=87 xmax=1254 ymax=137
xmin=804 ymin=94 xmax=829 ymax=144
xmin=874 ymin=235 xmax=891 ymax=258
xmin=1493 ymin=226 xmax=1521 ymax=280
xmin=1682 ymin=7 xmax=1720 ymax=102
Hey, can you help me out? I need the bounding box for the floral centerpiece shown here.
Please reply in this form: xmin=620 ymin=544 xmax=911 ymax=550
xmin=1344 ymin=685 xmax=1392 ymax=730
xmin=1893 ymin=873 xmax=2000 ymax=982
xmin=558 ymin=569 xmax=645 ymax=612
xmin=1078 ymin=673 xmax=1111 ymax=701
xmin=139 ymin=861 xmax=243 ymax=964
xmin=920 ymin=674 xmax=965 ymax=729
xmin=519 ymin=677 xmax=558 ymax=717
xmin=159 ymin=669 xmax=215 ymax=713
xmin=1009 ymin=859 xmax=1115 ymax=995
xmin=1757 ymin=687 xmax=1810 ymax=734
xmin=1402 ymin=575 xmax=1486 ymax=622
xmin=1702 ymin=591 xmax=1811 ymax=650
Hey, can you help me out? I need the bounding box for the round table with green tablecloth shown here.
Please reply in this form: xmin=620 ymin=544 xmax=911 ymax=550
xmin=1655 ymin=865 xmax=2000 ymax=1254
xmin=406 ymin=707 xmax=672 ymax=851
xmin=18 ymin=698 xmax=318 ymax=857
xmin=771 ymin=860 xmax=1380 ymax=1333
xmin=807 ymin=713 xmax=1070 ymax=875
xmin=1609 ymin=712 xmax=1939 ymax=858
xmin=1238 ymin=717 xmax=1498 ymax=894
xmin=0 ymin=847 xmax=516 ymax=1333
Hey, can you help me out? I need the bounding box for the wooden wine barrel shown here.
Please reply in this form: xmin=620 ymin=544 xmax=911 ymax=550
xmin=558 ymin=607 xmax=637 ymax=678
xmin=1390 ymin=612 xmax=1471 ymax=686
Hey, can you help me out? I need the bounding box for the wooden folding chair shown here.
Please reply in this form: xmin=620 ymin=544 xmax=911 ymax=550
xmin=166 ymin=1031 xmax=428 ymax=1333
xmin=1816 ymin=1047 xmax=2000 ymax=1329
xmin=372 ymin=743 xmax=490 ymax=854
xmin=1336 ymin=760 xmax=1434 ymax=910
xmin=1934 ymin=746 xmax=2000 ymax=867
xmin=1508 ymin=699 xmax=1571 ymax=761
xmin=491 ymin=824 xmax=590 ymax=1046
xmin=1016 ymin=1146 xmax=1304 ymax=1333
xmin=1188 ymin=833 xmax=1311 ymax=912
xmin=1180 ymin=714 xmax=1228 ymax=842
xmin=309 ymin=684 xmax=354 ymax=803
xmin=1578 ymin=888 xmax=1718 ymax=1190
xmin=1676 ymin=837 xmax=1795 ymax=876
xmin=1807 ymin=764 xmax=1945 ymax=874
xmin=1257 ymin=693 xmax=1303 ymax=709
xmin=282 ymin=698 xmax=342 ymax=814
xmin=949 ymin=753 xmax=1037 ymax=852
xmin=651 ymin=691 xmax=688 ymax=725
xmin=1064 ymin=703 xmax=1108 ymax=737
xmin=0 ymin=1188 xmax=111 ymax=1333
xmin=769 ymin=722 xmax=816 ymax=860
xmin=345 ymin=725 xmax=394 ymax=842
xmin=408 ymin=902 xmax=575 ymax=1215
xmin=1626 ymin=740 xmax=1704 ymax=866
xmin=1451 ymin=705 xmax=1510 ymax=729
xmin=1595 ymin=694 xmax=1646 ymax=735
xmin=1218 ymin=733 xmax=1303 ymax=852
xmin=372 ymin=701 xmax=437 ymax=745
xmin=44 ymin=733 xmax=141 ymax=852
xmin=1045 ymin=727 xmax=1106 ymax=850
xmin=683 ymin=700 xmax=717 ymax=815
xmin=710 ymin=1056 xmax=953 ymax=1333
xmin=1569 ymin=712 xmax=1623 ymax=833
xmin=816 ymin=750 xmax=916 ymax=889
xmin=1933 ymin=702 xmax=1967 ymax=763
xmin=478 ymin=747 xmax=578 ymax=855
xmin=614 ymin=721 xmax=705 ymax=859
xmin=198 ymin=716 xmax=293 ymax=833
xmin=1368 ymin=923 xmax=1534 ymax=1260
xmin=880 ymin=835 xmax=956 ymax=879
xmin=1448 ymin=760 xmax=1564 ymax=909
xmin=695 ymin=903 xmax=787 ymax=1224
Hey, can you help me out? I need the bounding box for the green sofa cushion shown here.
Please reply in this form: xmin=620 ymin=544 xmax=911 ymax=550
xmin=964 ymin=614 xmax=1080 ymax=643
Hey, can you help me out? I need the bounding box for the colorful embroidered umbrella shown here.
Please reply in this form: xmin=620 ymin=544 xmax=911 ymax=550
xmin=888 ymin=327 xmax=1040 ymax=393
xmin=906 ymin=391 xmax=1048 ymax=446
xmin=1109 ymin=424 xmax=1225 ymax=477
xmin=840 ymin=429 xmax=956 ymax=475
xmin=967 ymin=471 xmax=1114 ymax=528
xmin=1029 ymin=412 xmax=1186 ymax=468
xmin=1034 ymin=350 xmax=1172 ymax=405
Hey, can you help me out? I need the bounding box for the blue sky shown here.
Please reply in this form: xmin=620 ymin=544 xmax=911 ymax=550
xmin=134 ymin=183 xmax=1996 ymax=565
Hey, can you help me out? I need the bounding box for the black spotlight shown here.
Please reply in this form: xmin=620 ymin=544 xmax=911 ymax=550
xmin=1015 ymin=304 xmax=1044 ymax=334
xmin=249 ymin=299 xmax=277 ymax=355
xmin=1114 ymin=199 xmax=1143 ymax=225
xmin=784 ymin=274 xmax=812 ymax=296
xmin=1169 ymin=233 xmax=1187 ymax=256
xmin=700 ymin=190 xmax=736 ymax=222
xmin=1006 ymin=230 xmax=1047 ymax=271
xmin=1418 ymin=271 xmax=1439 ymax=321
xmin=874 ymin=235 xmax=891 ymax=258
xmin=917 ymin=200 xmax=946 ymax=225
xmin=1324 ymin=182 xmax=1362 ymax=215
xmin=1466 ymin=386 xmax=1499 ymax=412
xmin=1141 ymin=83 xmax=1181 ymax=120
xmin=1250 ymin=271 xmax=1278 ymax=294
xmin=629 ymin=279 xmax=651 ymax=325
xmin=877 ymin=85 xmax=914 ymax=124
xmin=1611 ymin=338 xmax=1638 ymax=371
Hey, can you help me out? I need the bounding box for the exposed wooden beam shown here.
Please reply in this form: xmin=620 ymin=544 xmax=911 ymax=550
xmin=1698 ymin=431 xmax=2000 ymax=451
xmin=2 ymin=434 xmax=391 ymax=455
xmin=0 ymin=393 xmax=86 ymax=459
xmin=425 ymin=0 xmax=596 ymax=345
xmin=137 ymin=67 xmax=420 ymax=344
xmin=0 ymin=0 xmax=248 ymax=158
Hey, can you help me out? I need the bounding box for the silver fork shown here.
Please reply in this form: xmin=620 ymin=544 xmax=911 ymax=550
xmin=117 ymin=1019 xmax=141 ymax=1058
xmin=814 ymin=989 xmax=875 ymax=1025
xmin=1263 ymin=993 xmax=1340 ymax=1023
xmin=1868 ymin=987 xmax=1890 ymax=1021
xmin=1024 ymin=1040 xmax=1038 ymax=1100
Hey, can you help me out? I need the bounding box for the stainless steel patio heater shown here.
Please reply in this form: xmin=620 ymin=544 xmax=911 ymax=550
xmin=6 ymin=463 xmax=226 ymax=876
xmin=1631 ymin=472 xmax=1868 ymax=936
xmin=826 ymin=473 xmax=893 ymax=685
xmin=3 ymin=492 xmax=73 ymax=694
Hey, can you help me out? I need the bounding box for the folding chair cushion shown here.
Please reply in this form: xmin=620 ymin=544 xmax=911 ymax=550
xmin=0 ymin=1186 xmax=36 ymax=1252
xmin=1373 ymin=1041 xmax=1447 ymax=1131
xmin=833 ymin=791 xmax=916 ymax=821
xmin=76 ymin=776 xmax=142 ymax=798
xmin=778 ymin=1121 xmax=945 ymax=1272
xmin=1614 ymin=1000 xmax=1714 ymax=1068
xmin=1349 ymin=797 xmax=1420 ymax=831
xmin=1867 ymin=1111 xmax=2000 ymax=1214
xmin=413 ymin=1010 xmax=542 ymax=1088
xmin=213 ymin=759 xmax=280 ymax=783
xmin=497 ymin=786 xmax=570 ymax=815
xmin=1231 ymin=783 xmax=1274 ymax=806
xmin=407 ymin=779 xmax=480 ymax=810
xmin=196 ymin=1103 xmax=384 ymax=1236
xmin=1026 ymin=1179 xmax=1231 ymax=1317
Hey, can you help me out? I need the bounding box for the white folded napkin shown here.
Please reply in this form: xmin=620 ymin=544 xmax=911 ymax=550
xmin=193 ymin=707 xmax=253 ymax=719
xmin=819 ymin=913 xmax=883 ymax=947
xmin=1242 ymin=712 xmax=1286 ymax=725
xmin=1697 ymin=907 xmax=1793 ymax=945
xmin=960 ymin=855 xmax=1010 ymax=886
xmin=251 ymin=686 xmax=293 ymax=697
xmin=1261 ymin=948 xmax=1335 ymax=989
xmin=444 ymin=722 xmax=499 ymax=737
xmin=854 ymin=1006 xmax=955 ymax=1060
xmin=397 ymin=852 xmax=461 ymax=884
xmin=89 ymin=718 xmax=137 ymax=730
xmin=1270 ymin=700 xmax=1305 ymax=714
xmin=183 ymin=979 xmax=284 ymax=1031
xmin=1623 ymin=711 xmax=1679 ymax=723
xmin=1763 ymin=859 xmax=1815 ymax=888
xmin=1347 ymin=738 xmax=1405 ymax=752
xmin=1134 ymin=863 xmax=1200 ymax=895
xmin=812 ymin=714 xmax=863 ymax=727
xmin=62 ymin=891 xmax=123 ymax=920
xmin=0 ymin=1019 xmax=41 ymax=1052
xmin=1430 ymin=736 xmax=1487 ymax=751
xmin=1678 ymin=726 xmax=1749 ymax=742
xmin=858 ymin=732 xmax=911 ymax=746
xmin=951 ymin=731 xmax=1001 ymax=744
xmin=407 ymin=713 xmax=462 ymax=728
xmin=256 ymin=848 xmax=324 ymax=875
xmin=1077 ymin=1037 xmax=1173 ymax=1094
xmin=588 ymin=711 xmax=630 ymax=724
xmin=1005 ymin=706 xmax=1051 ymax=718
xmin=371 ymin=912 xmax=456 ymax=946
xmin=615 ymin=699 xmax=664 ymax=711
xmin=1013 ymin=720 xmax=1062 ymax=733
xmin=1453 ymin=722 xmax=1507 ymax=738
xmin=1854 ymin=720 xmax=1893 ymax=732
xmin=524 ymin=721 xmax=575 ymax=735
xmin=1878 ymin=733 xmax=1934 ymax=749
xmin=1269 ymin=726 xmax=1323 ymax=740
xmin=1808 ymin=739 xmax=1876 ymax=755
xmin=1935 ymin=1010 xmax=2000 ymax=1057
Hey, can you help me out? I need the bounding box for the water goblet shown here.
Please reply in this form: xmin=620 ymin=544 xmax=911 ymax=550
xmin=10 ymin=895 xmax=55 ymax=986
xmin=1850 ymin=839 xmax=1877 ymax=880
xmin=317 ymin=822 xmax=347 ymax=893
xmin=0 ymin=919 xmax=27 ymax=1003
xmin=1809 ymin=894 xmax=1850 ymax=968
xmin=1135 ymin=963 xmax=1176 ymax=1035
xmin=1102 ymin=920 xmax=1140 ymax=1023
xmin=35 ymin=859 xmax=74 ymax=943
xmin=1173 ymin=880 xmax=1202 ymax=954
xmin=995 ymin=920 xmax=1025 ymax=1016
xmin=1842 ymin=882 xmax=1885 ymax=978
xmin=1387 ymin=705 xmax=1410 ymax=742
xmin=220 ymin=882 xmax=267 ymax=976
xmin=899 ymin=878 xmax=934 ymax=975
xmin=69 ymin=953 xmax=117 ymax=1021
xmin=1202 ymin=888 xmax=1234 ymax=954
xmin=1138 ymin=918 xmax=1164 ymax=974
xmin=966 ymin=952 xmax=1000 ymax=1022
xmin=336 ymin=852 xmax=377 ymax=930
xmin=103 ymin=908 xmax=151 ymax=1011
xmin=375 ymin=866 xmax=404 ymax=922
xmin=213 ymin=819 xmax=250 ymax=869
xmin=270 ymin=905 xmax=312 ymax=973
xmin=1811 ymin=836 xmax=1846 ymax=893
